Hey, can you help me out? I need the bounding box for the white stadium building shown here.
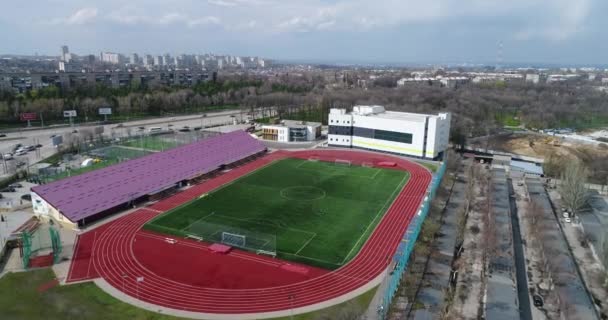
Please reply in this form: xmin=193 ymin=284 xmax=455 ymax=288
xmin=328 ymin=106 xmax=451 ymax=160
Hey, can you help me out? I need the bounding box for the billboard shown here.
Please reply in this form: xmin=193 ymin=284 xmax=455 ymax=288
xmin=20 ymin=112 xmax=38 ymax=121
xmin=63 ymin=110 xmax=77 ymax=117
xmin=98 ymin=107 xmax=112 ymax=115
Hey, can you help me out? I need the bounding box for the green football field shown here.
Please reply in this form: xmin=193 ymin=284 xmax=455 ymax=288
xmin=145 ymin=158 xmax=409 ymax=269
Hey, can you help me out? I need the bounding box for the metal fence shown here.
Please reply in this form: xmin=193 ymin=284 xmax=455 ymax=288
xmin=381 ymin=159 xmax=447 ymax=318
xmin=21 ymin=225 xmax=62 ymax=269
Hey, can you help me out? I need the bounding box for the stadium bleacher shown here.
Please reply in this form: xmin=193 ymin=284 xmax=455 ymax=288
xmin=31 ymin=130 xmax=266 ymax=224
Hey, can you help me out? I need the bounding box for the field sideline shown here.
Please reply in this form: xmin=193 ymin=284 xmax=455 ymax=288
xmin=145 ymin=158 xmax=409 ymax=269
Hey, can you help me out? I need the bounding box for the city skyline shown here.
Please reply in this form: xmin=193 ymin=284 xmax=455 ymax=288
xmin=1 ymin=1 xmax=607 ymax=65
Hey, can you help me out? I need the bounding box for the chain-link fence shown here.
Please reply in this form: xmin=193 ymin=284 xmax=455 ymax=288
xmin=380 ymin=159 xmax=447 ymax=319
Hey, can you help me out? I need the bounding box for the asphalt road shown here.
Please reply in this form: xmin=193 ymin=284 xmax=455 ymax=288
xmin=508 ymin=179 xmax=533 ymax=320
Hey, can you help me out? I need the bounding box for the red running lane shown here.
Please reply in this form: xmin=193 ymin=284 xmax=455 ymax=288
xmin=66 ymin=149 xmax=432 ymax=314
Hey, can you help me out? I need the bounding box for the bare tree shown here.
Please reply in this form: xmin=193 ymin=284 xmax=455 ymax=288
xmin=559 ymin=160 xmax=589 ymax=216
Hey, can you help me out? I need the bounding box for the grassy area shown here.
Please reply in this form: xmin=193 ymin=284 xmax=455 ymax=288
xmin=270 ymin=286 xmax=378 ymax=320
xmin=0 ymin=269 xmax=377 ymax=320
xmin=495 ymin=113 xmax=522 ymax=127
xmin=121 ymin=136 xmax=178 ymax=151
xmin=44 ymin=159 xmax=120 ymax=183
xmin=416 ymin=161 xmax=439 ymax=172
xmin=0 ymin=269 xmax=182 ymax=320
xmin=146 ymin=158 xmax=409 ymax=269
xmin=40 ymin=146 xmax=153 ymax=183
xmin=91 ymin=146 xmax=153 ymax=160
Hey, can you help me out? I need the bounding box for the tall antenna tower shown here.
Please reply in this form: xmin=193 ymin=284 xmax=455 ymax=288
xmin=496 ymin=40 xmax=504 ymax=70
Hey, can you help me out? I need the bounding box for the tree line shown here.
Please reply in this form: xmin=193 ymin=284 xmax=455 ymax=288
xmin=1 ymin=72 xmax=608 ymax=139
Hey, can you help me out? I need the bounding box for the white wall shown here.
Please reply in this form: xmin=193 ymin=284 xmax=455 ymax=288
xmin=328 ymin=108 xmax=451 ymax=159
xmin=352 ymin=115 xmax=426 ymax=157
xmin=328 ymin=113 xmax=353 ymax=147
xmin=262 ymin=125 xmax=289 ymax=142
xmin=32 ymin=192 xmax=77 ymax=228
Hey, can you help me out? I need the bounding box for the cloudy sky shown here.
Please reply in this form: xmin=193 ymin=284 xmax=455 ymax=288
xmin=1 ymin=0 xmax=606 ymax=65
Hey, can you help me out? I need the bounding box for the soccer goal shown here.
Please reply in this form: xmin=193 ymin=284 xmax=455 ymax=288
xmin=221 ymin=232 xmax=246 ymax=248
xmin=335 ymin=159 xmax=352 ymax=167
xmin=308 ymin=156 xmax=320 ymax=162
xmin=362 ymin=162 xmax=374 ymax=168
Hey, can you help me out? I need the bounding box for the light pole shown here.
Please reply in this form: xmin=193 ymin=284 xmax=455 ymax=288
xmin=288 ymin=294 xmax=295 ymax=320
xmin=122 ymin=273 xmax=128 ymax=293
xmin=136 ymin=276 xmax=144 ymax=300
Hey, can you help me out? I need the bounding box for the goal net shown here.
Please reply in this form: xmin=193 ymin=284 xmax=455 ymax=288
xmin=185 ymin=220 xmax=276 ymax=256
xmin=308 ymin=156 xmax=320 ymax=162
xmin=362 ymin=162 xmax=374 ymax=168
xmin=221 ymin=232 xmax=246 ymax=247
xmin=335 ymin=159 xmax=352 ymax=167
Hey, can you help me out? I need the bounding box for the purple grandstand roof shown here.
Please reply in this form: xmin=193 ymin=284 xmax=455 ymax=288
xmin=31 ymin=130 xmax=266 ymax=223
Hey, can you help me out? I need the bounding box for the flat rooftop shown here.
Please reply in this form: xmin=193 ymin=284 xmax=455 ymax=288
xmin=32 ymin=130 xmax=266 ymax=223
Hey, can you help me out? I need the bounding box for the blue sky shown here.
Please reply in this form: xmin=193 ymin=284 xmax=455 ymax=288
xmin=1 ymin=0 xmax=606 ymax=65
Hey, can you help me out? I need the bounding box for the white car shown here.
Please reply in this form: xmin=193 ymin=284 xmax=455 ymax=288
xmin=2 ymin=153 xmax=12 ymax=160
xmin=15 ymin=150 xmax=27 ymax=156
xmin=564 ymin=217 xmax=572 ymax=223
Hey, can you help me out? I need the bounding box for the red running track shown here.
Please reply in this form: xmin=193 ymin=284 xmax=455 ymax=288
xmin=66 ymin=149 xmax=432 ymax=315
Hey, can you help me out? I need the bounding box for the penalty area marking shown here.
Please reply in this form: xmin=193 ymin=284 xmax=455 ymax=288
xmin=181 ymin=212 xmax=215 ymax=231
xmin=340 ymin=171 xmax=410 ymax=265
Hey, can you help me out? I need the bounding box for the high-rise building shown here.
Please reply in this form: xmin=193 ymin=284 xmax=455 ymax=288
xmin=163 ymin=54 xmax=172 ymax=66
xmin=130 ymin=53 xmax=140 ymax=65
xmin=154 ymin=55 xmax=163 ymax=66
xmin=100 ymin=52 xmax=120 ymax=64
xmin=61 ymin=45 xmax=71 ymax=63
xmin=144 ymin=55 xmax=154 ymax=66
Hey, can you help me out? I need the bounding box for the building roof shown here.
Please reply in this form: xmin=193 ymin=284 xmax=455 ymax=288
xmin=510 ymin=160 xmax=544 ymax=175
xmin=32 ymin=130 xmax=266 ymax=223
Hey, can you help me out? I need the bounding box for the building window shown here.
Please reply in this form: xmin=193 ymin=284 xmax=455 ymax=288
xmin=352 ymin=127 xmax=413 ymax=144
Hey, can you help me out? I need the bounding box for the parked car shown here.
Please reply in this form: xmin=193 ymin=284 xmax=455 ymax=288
xmin=26 ymin=145 xmax=36 ymax=151
xmin=35 ymin=144 xmax=43 ymax=148
xmin=0 ymin=187 xmax=16 ymax=192
xmin=564 ymin=217 xmax=572 ymax=223
xmin=0 ymin=193 xmax=3 ymax=199
xmin=15 ymin=150 xmax=27 ymax=156
xmin=50 ymin=134 xmax=57 ymax=138
xmin=21 ymin=194 xmax=32 ymax=201
xmin=0 ymin=133 xmax=6 ymax=137
xmin=72 ymin=129 xmax=78 ymax=133
xmin=533 ymin=295 xmax=544 ymax=307
xmin=3 ymin=153 xmax=13 ymax=160
xmin=12 ymin=144 xmax=22 ymax=152
xmin=9 ymin=183 xmax=22 ymax=188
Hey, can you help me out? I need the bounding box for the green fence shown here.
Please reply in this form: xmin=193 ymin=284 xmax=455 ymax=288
xmin=21 ymin=226 xmax=62 ymax=269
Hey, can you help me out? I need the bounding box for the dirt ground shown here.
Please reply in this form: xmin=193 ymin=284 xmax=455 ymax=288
xmin=471 ymin=132 xmax=608 ymax=185
xmin=472 ymin=133 xmax=608 ymax=162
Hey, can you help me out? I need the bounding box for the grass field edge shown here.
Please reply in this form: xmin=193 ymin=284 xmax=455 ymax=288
xmin=340 ymin=171 xmax=411 ymax=264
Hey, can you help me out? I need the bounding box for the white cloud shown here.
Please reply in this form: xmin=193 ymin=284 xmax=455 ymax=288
xmin=513 ymin=0 xmax=591 ymax=41
xmin=188 ymin=16 xmax=221 ymax=27
xmin=270 ymin=0 xmax=591 ymax=40
xmin=107 ymin=8 xmax=220 ymax=28
xmin=44 ymin=0 xmax=593 ymax=42
xmin=50 ymin=7 xmax=98 ymax=25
